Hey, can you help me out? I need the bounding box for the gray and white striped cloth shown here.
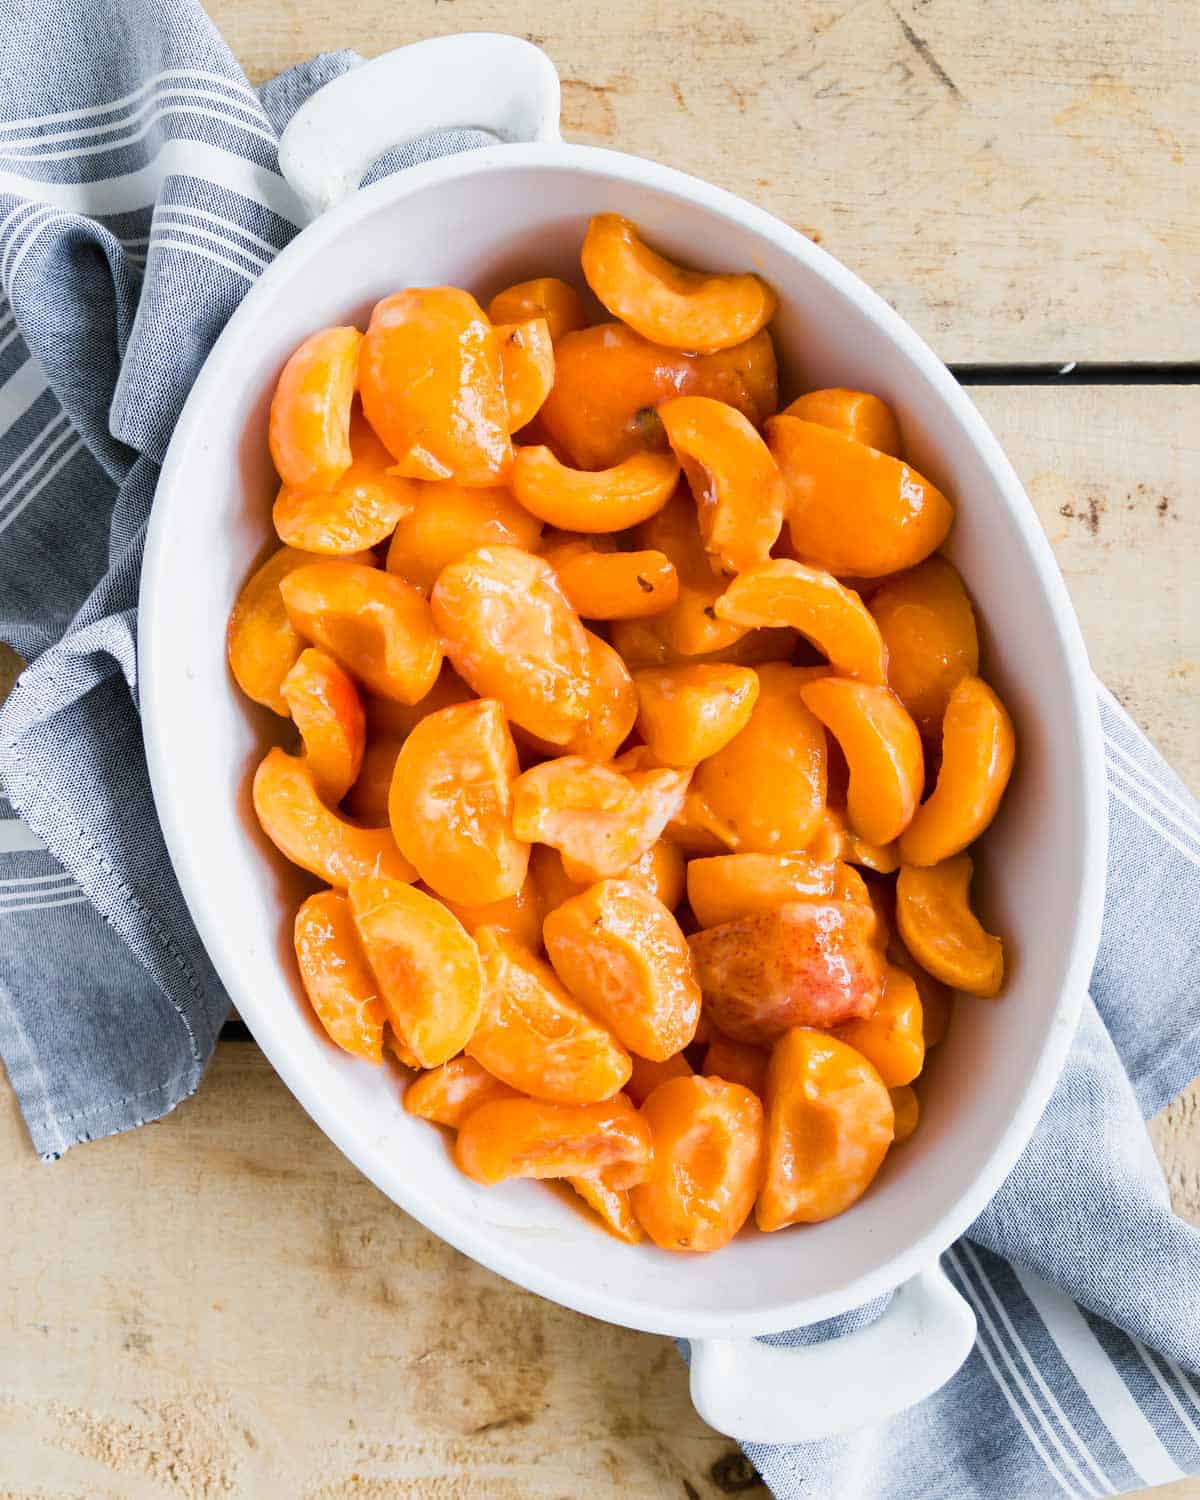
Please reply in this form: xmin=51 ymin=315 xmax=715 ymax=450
xmin=0 ymin=3 xmax=1197 ymax=1494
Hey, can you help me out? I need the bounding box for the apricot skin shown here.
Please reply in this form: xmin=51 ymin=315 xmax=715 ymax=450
xmin=869 ymin=557 xmax=979 ymax=736
xmin=294 ymin=889 xmax=386 ymax=1062
xmin=269 ymin=326 xmax=361 ymax=491
xmin=455 ymin=1096 xmax=653 ymax=1187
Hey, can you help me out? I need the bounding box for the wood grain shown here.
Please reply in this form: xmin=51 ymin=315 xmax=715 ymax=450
xmin=200 ymin=0 xmax=1200 ymax=364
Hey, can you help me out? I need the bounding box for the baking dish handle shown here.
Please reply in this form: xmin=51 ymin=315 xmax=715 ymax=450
xmin=688 ymin=1262 xmax=976 ymax=1444
xmin=277 ymin=34 xmax=561 ymax=219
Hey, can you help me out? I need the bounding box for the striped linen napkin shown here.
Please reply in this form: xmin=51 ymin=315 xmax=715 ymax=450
xmin=0 ymin=2 xmax=1196 ymax=1494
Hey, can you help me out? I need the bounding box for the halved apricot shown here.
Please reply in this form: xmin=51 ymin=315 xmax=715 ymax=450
xmin=896 ymin=855 xmax=1004 ymax=997
xmin=567 ymin=1174 xmax=643 ymax=1243
xmin=898 ymin=676 xmax=1015 ymax=866
xmin=544 ymin=878 xmax=701 ymax=1060
xmin=566 ymin=630 xmax=639 ymax=761
xmin=582 ymin=214 xmax=776 ymax=354
xmin=799 ymin=678 xmax=924 ymax=847
xmin=608 ymin=616 xmax=799 ymax=673
xmin=389 ymin=699 xmax=528 ymax=906
xmin=757 ymin=1028 xmax=894 ymax=1230
xmin=835 ymin=963 xmax=924 ymax=1087
xmin=659 ymin=396 xmax=785 ymax=572
xmin=253 ymin=749 xmax=415 ymax=887
xmin=360 ymin=287 xmax=511 ymax=484
xmin=780 ymin=388 xmax=901 ymax=458
xmin=432 ymin=545 xmax=591 ymax=745
xmin=869 ymin=557 xmax=979 ymax=736
xmin=364 ymin=664 xmax=475 ymax=742
xmin=634 ymin=664 xmax=759 ymax=766
xmin=281 ymin=647 xmax=365 ymax=803
xmin=348 ymin=876 xmax=483 ymax=1066
xmin=280 ymin=561 xmax=442 ymax=704
xmin=767 ymin=416 xmax=953 ymax=577
xmin=620 ymin=838 xmax=686 ymax=911
xmin=511 ymin=446 xmax=679 ymax=532
xmin=686 ymin=852 xmax=835 ymax=928
xmin=538 ymin=323 xmax=777 ymax=470
xmin=467 ymin=927 xmax=631 ymax=1103
xmin=692 ymin=663 xmax=828 ymax=854
xmin=269 ymin=326 xmax=361 ymax=490
xmin=630 ymin=1075 xmax=764 ymax=1252
xmin=456 ymin=1095 xmax=653 ymax=1187
xmin=386 ymin=482 xmax=543 ymax=594
xmin=688 ymin=899 xmax=884 ymax=1044
xmin=552 ymin=547 xmax=678 ymax=619
xmin=625 ymin=1051 xmax=694 ymax=1106
xmin=404 ymin=1055 xmax=519 ymax=1128
xmin=701 ymin=1034 xmax=768 ymax=1097
xmin=890 ymin=1084 xmax=920 ymax=1143
xmin=228 ymin=545 xmax=372 ymax=716
xmin=439 ymin=869 xmax=544 ymax=951
xmin=512 ymin=757 xmax=690 ymax=883
xmin=342 ymin=737 xmax=402 ymax=825
xmin=487 ymin=277 xmax=588 ymax=343
xmin=294 ymin=889 xmax=386 ymax=1062
xmin=495 ymin=317 xmax=555 ymax=431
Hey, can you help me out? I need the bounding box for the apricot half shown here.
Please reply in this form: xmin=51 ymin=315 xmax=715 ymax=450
xmin=899 ymin=676 xmax=1015 ymax=866
xmin=632 ymin=491 xmax=750 ymax=658
xmin=634 ymin=664 xmax=759 ymax=766
xmin=268 ymin=325 xmax=361 ymax=490
xmin=404 ymin=1055 xmax=518 ymax=1128
xmin=869 ymin=557 xmax=979 ymax=736
xmin=552 ymin=546 xmax=678 ymax=620
xmin=281 ymin=647 xmax=365 ymax=804
xmin=386 ymin=482 xmax=542 ymax=594
xmin=456 ymin=1095 xmax=653 ymax=1187
xmin=581 ymin=214 xmax=776 ymax=353
xmin=359 ymin=287 xmax=511 ymax=484
xmin=835 ymin=963 xmax=925 ymax=1087
xmin=780 ymin=388 xmax=901 ymax=458
xmin=495 ymin=317 xmax=555 ymax=431
xmin=686 ymin=852 xmax=836 ymax=928
xmin=511 ymin=446 xmax=679 ymax=532
xmin=767 ymin=415 xmax=953 ymax=577
xmin=487 ymin=277 xmax=588 ymax=343
xmin=896 ymin=855 xmax=1004 ymax=997
xmin=293 ymin=889 xmax=386 ymax=1062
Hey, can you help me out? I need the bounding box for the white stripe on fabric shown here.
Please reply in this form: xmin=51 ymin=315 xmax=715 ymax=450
xmin=1131 ymin=1343 xmax=1200 ymax=1452
xmin=961 ymin=1244 xmax=1112 ymax=1496
xmin=0 ymin=436 xmax=87 ymax=537
xmin=0 ymin=356 xmax=50 ymax=436
xmin=0 ymin=139 xmax=304 ymax=224
xmin=1012 ymin=1266 xmax=1187 ymax=1487
xmin=0 ymin=327 xmax=24 ymax=358
xmin=149 ymin=217 xmax=268 ymax=271
xmin=1106 ymin=755 xmax=1200 ymax=851
xmin=6 ymin=210 xmax=78 ymax=293
xmin=1107 ymin=781 xmax=1200 ymax=872
xmin=1104 ymin=733 xmax=1200 ymax=836
xmin=0 ymin=67 xmax=263 ymax=134
xmin=945 ymin=1248 xmax=1087 ymax=1499
xmin=2 ymin=102 xmax=279 ymax=163
xmin=0 ymin=870 xmax=77 ymax=887
xmin=1165 ymin=1360 xmax=1200 ymax=1422
xmin=1 ymin=85 xmax=271 ymax=154
xmin=0 ymin=819 xmax=45 ymax=854
xmin=147 ymin=235 xmax=258 ymax=283
xmin=0 ymin=198 xmax=49 ymax=249
xmin=0 ymin=204 xmax=61 ymax=283
xmin=153 ymin=204 xmax=278 ymax=258
xmin=0 ymin=893 xmax=90 ymax=914
xmin=0 ymin=412 xmax=69 ymax=491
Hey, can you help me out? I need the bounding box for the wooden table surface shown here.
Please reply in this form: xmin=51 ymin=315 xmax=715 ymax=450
xmin=2 ymin=2 xmax=1198 ymax=1496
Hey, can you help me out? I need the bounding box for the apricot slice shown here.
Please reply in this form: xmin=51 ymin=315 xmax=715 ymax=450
xmin=342 ymin=738 xmax=402 ymax=826
xmin=552 ymin=547 xmax=678 ymax=620
xmin=631 ymin=1075 xmax=764 ymax=1252
xmin=513 ymin=758 xmax=690 ymax=883
xmin=898 ymin=676 xmax=1015 ymax=866
xmin=487 ymin=277 xmax=588 ymax=343
xmin=582 ymin=214 xmax=776 ymax=354
xmin=281 ymin=648 xmax=365 ymax=803
xmin=567 ymin=1174 xmax=643 ymax=1243
xmin=625 ymin=1051 xmax=693 ymax=1106
xmin=634 ymin=664 xmax=759 ymax=766
xmin=767 ymin=416 xmax=953 ymax=577
xmin=702 ymin=1034 xmax=768 ymax=1097
xmin=269 ymin=326 xmax=361 ymax=490
xmin=781 ymin=388 xmax=901 ymax=458
xmin=439 ymin=869 xmax=544 ymax=952
xmin=348 ymin=876 xmax=483 ymax=1066
xmin=806 ymin=804 xmax=900 ymax=874
xmin=620 ymin=838 xmax=686 ymax=911
xmin=869 ymin=557 xmax=979 ymax=736
xmin=608 ymin=617 xmax=799 ymax=673
xmin=890 ymin=1084 xmax=920 ymax=1143
xmin=539 ymin=323 xmax=777 ymax=470
xmin=544 ymin=878 xmax=701 ymax=1060
xmin=388 ymin=699 xmax=528 ymax=906
xmin=565 ymin=630 xmax=639 ymax=761
xmin=659 ymin=396 xmax=785 ymax=573
xmin=228 ymin=545 xmax=371 ymax=716
xmin=511 ymin=446 xmax=679 ymax=533
xmin=294 ymin=889 xmax=386 ymax=1062
xmin=892 ymin=947 xmax=951 ymax=1047
xmin=692 ymin=663 xmax=828 ymax=854
xmin=835 ymin=963 xmax=924 ymax=1087
xmin=364 ymin=665 xmax=475 ymax=741
xmin=432 ymin=545 xmax=591 ymax=745
xmin=688 ymin=899 xmax=884 ymax=1044
xmin=404 ymin=1055 xmax=519 ymax=1128
xmin=360 ymin=287 xmax=511 ymax=484
xmin=490 ymin=316 xmax=554 ymax=433
xmin=686 ymin=852 xmax=835 ymax=928
xmin=456 ymin=1095 xmax=653 ymax=1187
xmin=386 ymin=482 xmax=543 ymax=594
xmin=253 ymin=748 xmax=415 ymax=887
xmin=757 ymin=1028 xmax=894 ymax=1230
xmin=467 ymin=927 xmax=631 ymax=1103
xmin=631 ymin=491 xmax=749 ymax=657
xmin=279 ymin=561 xmax=442 ymax=705
xmin=896 ymin=855 xmax=1004 ymax=997
xmin=799 ymin=679 xmax=924 ymax=847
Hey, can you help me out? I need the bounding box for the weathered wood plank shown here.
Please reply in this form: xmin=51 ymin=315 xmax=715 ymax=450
xmin=200 ymin=0 xmax=1200 ymax=364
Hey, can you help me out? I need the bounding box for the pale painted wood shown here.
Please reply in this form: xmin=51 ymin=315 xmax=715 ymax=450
xmin=200 ymin=0 xmax=1200 ymax=364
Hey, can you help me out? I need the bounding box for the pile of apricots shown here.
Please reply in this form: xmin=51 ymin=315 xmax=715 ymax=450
xmin=228 ymin=212 xmax=1015 ymax=1254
